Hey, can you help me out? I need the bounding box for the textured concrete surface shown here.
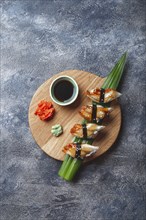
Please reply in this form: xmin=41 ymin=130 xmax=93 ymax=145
xmin=1 ymin=0 xmax=146 ymax=219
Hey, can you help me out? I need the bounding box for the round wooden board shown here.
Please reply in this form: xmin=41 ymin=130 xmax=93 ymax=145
xmin=29 ymin=70 xmax=121 ymax=162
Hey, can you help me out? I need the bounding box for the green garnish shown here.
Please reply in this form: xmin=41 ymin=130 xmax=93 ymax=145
xmin=102 ymin=52 xmax=127 ymax=90
xmin=58 ymin=155 xmax=73 ymax=178
xmin=64 ymin=158 xmax=82 ymax=181
xmin=51 ymin=124 xmax=63 ymax=137
xmin=58 ymin=52 xmax=127 ymax=181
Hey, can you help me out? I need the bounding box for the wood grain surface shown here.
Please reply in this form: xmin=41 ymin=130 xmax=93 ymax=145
xmin=28 ymin=70 xmax=121 ymax=162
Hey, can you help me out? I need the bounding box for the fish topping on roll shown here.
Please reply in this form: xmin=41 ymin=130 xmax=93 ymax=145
xmin=86 ymin=88 xmax=121 ymax=103
xmin=63 ymin=143 xmax=99 ymax=159
xmin=79 ymin=104 xmax=112 ymax=122
xmin=70 ymin=123 xmax=105 ymax=139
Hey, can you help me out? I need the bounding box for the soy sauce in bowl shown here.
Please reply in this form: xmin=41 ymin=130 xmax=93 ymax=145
xmin=50 ymin=75 xmax=79 ymax=106
xmin=54 ymin=80 xmax=74 ymax=102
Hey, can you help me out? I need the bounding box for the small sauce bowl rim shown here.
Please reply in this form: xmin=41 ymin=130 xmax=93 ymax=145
xmin=49 ymin=75 xmax=79 ymax=106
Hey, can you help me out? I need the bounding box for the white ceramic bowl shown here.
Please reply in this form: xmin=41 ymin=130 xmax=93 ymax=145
xmin=50 ymin=75 xmax=79 ymax=106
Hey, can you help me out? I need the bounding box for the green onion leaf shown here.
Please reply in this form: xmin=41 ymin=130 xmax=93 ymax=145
xmin=58 ymin=155 xmax=73 ymax=178
xmin=64 ymin=158 xmax=82 ymax=181
xmin=58 ymin=52 xmax=127 ymax=181
xmin=102 ymin=52 xmax=127 ymax=90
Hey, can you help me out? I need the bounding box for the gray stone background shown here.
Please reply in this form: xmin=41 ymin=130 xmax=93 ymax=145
xmin=1 ymin=0 xmax=146 ymax=220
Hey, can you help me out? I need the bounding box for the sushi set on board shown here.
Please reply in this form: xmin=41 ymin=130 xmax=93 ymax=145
xmin=28 ymin=53 xmax=127 ymax=181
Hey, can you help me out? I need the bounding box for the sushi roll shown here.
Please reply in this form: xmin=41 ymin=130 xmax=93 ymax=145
xmin=79 ymin=104 xmax=112 ymax=122
xmin=70 ymin=123 xmax=105 ymax=139
xmin=63 ymin=143 xmax=99 ymax=159
xmin=86 ymin=88 xmax=121 ymax=103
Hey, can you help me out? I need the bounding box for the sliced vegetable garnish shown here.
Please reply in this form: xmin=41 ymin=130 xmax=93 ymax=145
xmin=35 ymin=100 xmax=55 ymax=120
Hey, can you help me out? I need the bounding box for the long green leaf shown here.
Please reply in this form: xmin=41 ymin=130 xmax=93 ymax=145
xmin=58 ymin=52 xmax=127 ymax=181
xmin=102 ymin=52 xmax=127 ymax=89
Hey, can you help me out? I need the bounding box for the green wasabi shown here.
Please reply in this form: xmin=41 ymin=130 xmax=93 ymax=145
xmin=51 ymin=124 xmax=63 ymax=137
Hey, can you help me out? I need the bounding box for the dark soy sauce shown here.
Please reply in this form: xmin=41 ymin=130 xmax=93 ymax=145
xmin=54 ymin=80 xmax=74 ymax=102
